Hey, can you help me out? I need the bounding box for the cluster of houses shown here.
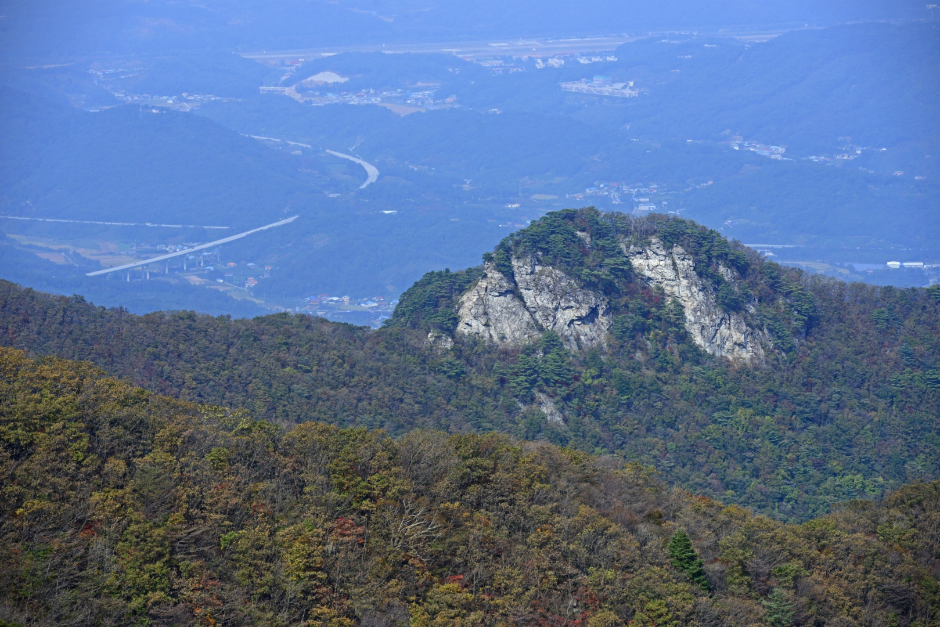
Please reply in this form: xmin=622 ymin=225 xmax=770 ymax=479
xmin=205 ymin=261 xmax=273 ymax=290
xmin=560 ymin=76 xmax=639 ymax=98
xmin=308 ymin=294 xmax=351 ymax=305
xmin=805 ymin=145 xmax=889 ymax=169
xmin=156 ymin=243 xmax=196 ymax=253
xmin=731 ymin=141 xmax=789 ymax=160
xmin=306 ymin=294 xmax=391 ymax=306
xmin=100 ymin=82 xmax=227 ymax=110
xmin=303 ymin=294 xmax=396 ymax=314
xmin=264 ymin=77 xmax=459 ymax=110
xmin=534 ymin=55 xmax=617 ymax=69
xmin=566 ymin=182 xmax=662 ymax=209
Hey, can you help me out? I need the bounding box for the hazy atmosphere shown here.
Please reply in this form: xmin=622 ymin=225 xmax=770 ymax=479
xmin=1 ymin=2 xmax=939 ymax=626
xmin=1 ymin=0 xmax=937 ymax=319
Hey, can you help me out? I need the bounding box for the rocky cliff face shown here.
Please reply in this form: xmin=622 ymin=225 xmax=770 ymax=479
xmin=456 ymin=259 xmax=611 ymax=350
xmin=536 ymin=392 xmax=565 ymax=424
xmin=454 ymin=241 xmax=765 ymax=363
xmin=623 ymin=238 xmax=766 ymax=363
xmin=455 ymin=263 xmax=538 ymax=345
xmin=511 ymin=256 xmax=611 ymax=350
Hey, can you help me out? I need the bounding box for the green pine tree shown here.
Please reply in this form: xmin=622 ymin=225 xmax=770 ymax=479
xmin=667 ymin=529 xmax=711 ymax=591
xmin=763 ymin=588 xmax=794 ymax=627
xmin=927 ymin=283 xmax=940 ymax=303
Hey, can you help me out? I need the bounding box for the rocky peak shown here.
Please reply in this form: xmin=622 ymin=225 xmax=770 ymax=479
xmin=455 ymin=240 xmax=765 ymax=362
xmin=456 ymin=258 xmax=612 ymax=350
xmin=398 ymin=210 xmax=776 ymax=364
xmin=623 ymin=238 xmax=766 ymax=363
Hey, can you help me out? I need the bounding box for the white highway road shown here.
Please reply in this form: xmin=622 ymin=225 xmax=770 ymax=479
xmin=85 ymin=216 xmax=298 ymax=277
xmin=246 ymin=136 xmax=378 ymax=189
xmin=325 ymin=150 xmax=379 ymax=188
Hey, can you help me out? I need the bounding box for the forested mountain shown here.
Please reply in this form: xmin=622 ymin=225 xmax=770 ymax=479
xmin=2 ymin=211 xmax=938 ymax=523
xmin=2 ymin=3 xmax=938 ymax=624
xmin=2 ymin=347 xmax=938 ymax=626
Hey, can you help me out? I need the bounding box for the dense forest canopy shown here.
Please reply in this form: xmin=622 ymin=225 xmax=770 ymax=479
xmin=2 ymin=212 xmax=938 ymax=523
xmin=1 ymin=347 xmax=938 ymax=626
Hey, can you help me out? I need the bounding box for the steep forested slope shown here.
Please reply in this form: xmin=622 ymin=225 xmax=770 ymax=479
xmin=1 ymin=211 xmax=938 ymax=522
xmin=1 ymin=348 xmax=938 ymax=626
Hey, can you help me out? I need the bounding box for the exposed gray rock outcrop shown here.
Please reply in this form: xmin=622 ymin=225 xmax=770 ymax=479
xmin=511 ymin=256 xmax=611 ymax=351
xmin=455 ymin=262 xmax=539 ymax=345
xmin=536 ymin=392 xmax=565 ymax=425
xmin=453 ymin=239 xmax=763 ymax=362
xmin=426 ymin=330 xmax=455 ymax=351
xmin=623 ymin=238 xmax=765 ymax=363
xmin=455 ymin=258 xmax=611 ymax=350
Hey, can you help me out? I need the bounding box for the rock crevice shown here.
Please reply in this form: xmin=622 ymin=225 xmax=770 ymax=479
xmin=455 ymin=262 xmax=539 ymax=345
xmin=511 ymin=256 xmax=611 ymax=351
xmin=456 ymin=258 xmax=611 ymax=350
xmin=623 ymin=238 xmax=765 ymax=363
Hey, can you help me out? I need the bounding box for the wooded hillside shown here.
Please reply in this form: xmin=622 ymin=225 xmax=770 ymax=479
xmin=1 ymin=348 xmax=938 ymax=626
xmin=1 ymin=212 xmax=939 ymax=522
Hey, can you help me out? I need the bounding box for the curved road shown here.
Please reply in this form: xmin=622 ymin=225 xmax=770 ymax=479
xmin=326 ymin=150 xmax=379 ymax=189
xmin=246 ymin=135 xmax=378 ymax=189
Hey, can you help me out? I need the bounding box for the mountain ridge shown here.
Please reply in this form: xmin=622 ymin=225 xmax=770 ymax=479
xmin=391 ymin=210 xmax=812 ymax=365
xmin=1 ymin=210 xmax=938 ymax=522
